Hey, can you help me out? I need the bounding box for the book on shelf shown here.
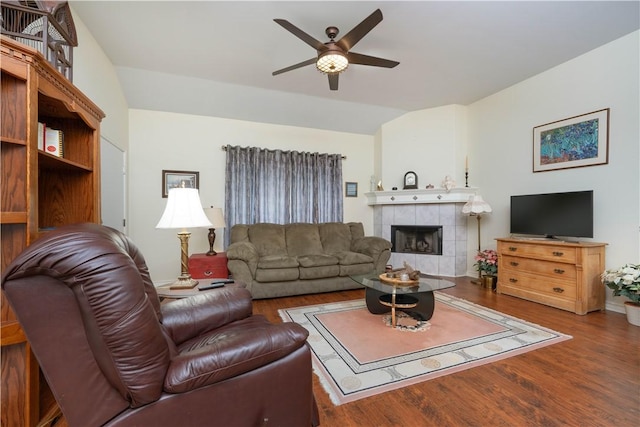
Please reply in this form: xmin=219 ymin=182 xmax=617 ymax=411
xmin=37 ymin=122 xmax=45 ymax=151
xmin=42 ymin=126 xmax=64 ymax=157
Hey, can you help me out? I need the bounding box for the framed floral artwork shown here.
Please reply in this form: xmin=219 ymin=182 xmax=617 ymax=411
xmin=162 ymin=170 xmax=199 ymax=197
xmin=533 ymin=108 xmax=609 ymax=172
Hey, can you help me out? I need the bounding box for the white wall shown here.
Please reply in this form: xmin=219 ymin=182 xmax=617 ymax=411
xmin=467 ymin=31 xmax=640 ymax=311
xmin=379 ymin=105 xmax=469 ymax=191
xmin=128 ymin=110 xmax=374 ymax=283
xmin=69 ymin=6 xmax=129 ymax=152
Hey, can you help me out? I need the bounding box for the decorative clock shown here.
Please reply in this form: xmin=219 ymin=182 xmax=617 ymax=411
xmin=403 ymin=171 xmax=418 ymax=189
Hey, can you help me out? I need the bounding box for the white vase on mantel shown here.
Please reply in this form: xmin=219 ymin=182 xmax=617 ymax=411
xmin=624 ymin=302 xmax=640 ymax=327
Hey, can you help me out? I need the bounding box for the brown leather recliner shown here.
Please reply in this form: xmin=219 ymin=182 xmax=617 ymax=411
xmin=1 ymin=223 xmax=320 ymax=426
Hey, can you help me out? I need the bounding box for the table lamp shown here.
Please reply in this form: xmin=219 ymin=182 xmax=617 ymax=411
xmin=462 ymin=194 xmax=492 ymax=284
xmin=204 ymin=207 xmax=225 ymax=256
xmin=156 ymin=188 xmax=212 ymax=289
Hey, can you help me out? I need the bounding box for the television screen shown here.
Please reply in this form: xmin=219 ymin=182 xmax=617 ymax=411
xmin=510 ymin=190 xmax=593 ymax=238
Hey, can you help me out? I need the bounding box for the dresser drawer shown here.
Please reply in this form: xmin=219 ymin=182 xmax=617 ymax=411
xmin=498 ymin=241 xmax=577 ymax=263
xmin=500 ymin=270 xmax=576 ymax=300
xmin=189 ymin=253 xmax=229 ymax=279
xmin=502 ymin=255 xmax=577 ymax=281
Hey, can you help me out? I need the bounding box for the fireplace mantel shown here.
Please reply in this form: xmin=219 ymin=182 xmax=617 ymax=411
xmin=365 ymin=187 xmax=478 ymax=205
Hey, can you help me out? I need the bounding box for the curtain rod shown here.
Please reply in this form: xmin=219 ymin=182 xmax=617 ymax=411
xmin=221 ymin=145 xmax=346 ymax=160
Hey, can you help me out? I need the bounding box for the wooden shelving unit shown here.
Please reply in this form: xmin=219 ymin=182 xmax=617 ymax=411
xmin=1 ymin=35 xmax=104 ymax=427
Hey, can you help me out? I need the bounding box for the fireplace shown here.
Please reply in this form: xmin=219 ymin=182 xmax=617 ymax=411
xmin=391 ymin=225 xmax=443 ymax=255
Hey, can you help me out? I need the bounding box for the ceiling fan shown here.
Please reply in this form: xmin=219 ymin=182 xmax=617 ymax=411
xmin=272 ymin=9 xmax=399 ymax=90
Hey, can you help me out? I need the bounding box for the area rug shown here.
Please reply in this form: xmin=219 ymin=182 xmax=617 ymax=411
xmin=279 ymin=292 xmax=571 ymax=405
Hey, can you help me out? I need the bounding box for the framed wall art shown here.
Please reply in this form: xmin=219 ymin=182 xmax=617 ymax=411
xmin=162 ymin=170 xmax=199 ymax=197
xmin=533 ymin=108 xmax=609 ymax=172
xmin=345 ymin=182 xmax=358 ymax=197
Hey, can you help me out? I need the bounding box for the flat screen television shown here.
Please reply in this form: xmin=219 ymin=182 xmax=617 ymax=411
xmin=510 ymin=190 xmax=593 ymax=239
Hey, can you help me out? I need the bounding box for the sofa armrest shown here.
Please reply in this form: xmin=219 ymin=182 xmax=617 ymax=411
xmin=164 ymin=321 xmax=309 ymax=393
xmin=227 ymin=242 xmax=259 ymax=274
xmin=352 ymin=236 xmax=392 ymax=272
xmin=160 ymin=287 xmax=253 ymax=345
xmin=352 ymin=236 xmax=392 ymax=257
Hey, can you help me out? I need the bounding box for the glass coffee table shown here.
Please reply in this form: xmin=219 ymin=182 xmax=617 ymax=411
xmin=350 ymin=273 xmax=455 ymax=327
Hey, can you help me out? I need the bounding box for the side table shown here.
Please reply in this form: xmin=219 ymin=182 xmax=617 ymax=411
xmin=189 ymin=252 xmax=229 ymax=279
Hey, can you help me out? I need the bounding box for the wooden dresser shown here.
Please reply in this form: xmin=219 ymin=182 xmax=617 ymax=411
xmin=496 ymin=238 xmax=607 ymax=315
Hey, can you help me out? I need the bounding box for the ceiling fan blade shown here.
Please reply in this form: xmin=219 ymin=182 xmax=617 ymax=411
xmin=328 ymin=73 xmax=339 ymax=91
xmin=347 ymin=52 xmax=399 ymax=68
xmin=274 ymin=19 xmax=327 ymax=51
xmin=272 ymin=58 xmax=317 ymax=76
xmin=336 ymin=9 xmax=383 ymax=52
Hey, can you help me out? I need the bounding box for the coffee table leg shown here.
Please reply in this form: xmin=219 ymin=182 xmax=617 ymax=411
xmin=365 ymin=288 xmax=436 ymax=320
xmin=365 ymin=288 xmax=389 ymax=314
xmin=411 ymin=291 xmax=435 ymax=320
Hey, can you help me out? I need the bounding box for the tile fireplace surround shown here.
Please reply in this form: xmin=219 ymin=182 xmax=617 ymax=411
xmin=367 ymin=188 xmax=477 ymax=277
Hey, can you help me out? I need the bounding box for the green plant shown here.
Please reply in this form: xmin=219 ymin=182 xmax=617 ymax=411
xmin=601 ymin=263 xmax=640 ymax=305
xmin=474 ymin=249 xmax=498 ymax=276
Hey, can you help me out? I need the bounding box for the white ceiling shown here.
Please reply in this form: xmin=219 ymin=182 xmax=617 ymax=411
xmin=70 ymin=1 xmax=640 ymax=134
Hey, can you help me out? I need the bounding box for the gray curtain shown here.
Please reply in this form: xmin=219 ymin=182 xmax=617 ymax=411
xmin=224 ymin=145 xmax=343 ymax=245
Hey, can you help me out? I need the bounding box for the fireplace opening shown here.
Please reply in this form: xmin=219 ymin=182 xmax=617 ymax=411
xmin=391 ymin=225 xmax=443 ymax=255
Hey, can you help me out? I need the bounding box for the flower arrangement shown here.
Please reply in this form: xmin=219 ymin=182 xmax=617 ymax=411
xmin=601 ymin=263 xmax=640 ymax=305
xmin=474 ymin=249 xmax=498 ymax=276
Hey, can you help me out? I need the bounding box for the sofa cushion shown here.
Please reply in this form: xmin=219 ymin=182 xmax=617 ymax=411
xmin=297 ymin=254 xmax=338 ymax=268
xmin=299 ymin=265 xmax=340 ymax=280
xmin=256 ymin=268 xmax=299 ymax=283
xmin=248 ymin=224 xmax=288 ymax=257
xmin=339 ymin=263 xmax=374 ymax=277
xmin=333 ymin=251 xmax=374 ymax=266
xmin=257 ymin=255 xmax=299 ymax=269
xmin=319 ymin=223 xmax=352 ymax=253
xmin=285 ymin=224 xmax=323 ymax=256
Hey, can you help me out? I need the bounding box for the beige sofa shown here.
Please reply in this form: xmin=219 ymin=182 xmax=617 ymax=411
xmin=226 ymin=222 xmax=392 ymax=299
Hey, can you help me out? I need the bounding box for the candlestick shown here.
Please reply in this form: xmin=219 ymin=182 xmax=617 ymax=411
xmin=465 ymin=171 xmax=469 ymax=188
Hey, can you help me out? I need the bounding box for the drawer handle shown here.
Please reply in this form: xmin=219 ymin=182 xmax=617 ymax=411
xmin=390 ymin=196 xmax=395 ymax=201
xmin=508 ymin=246 xmax=518 ymax=252
xmin=509 ymin=278 xmax=518 ymax=283
xmin=510 ymin=261 xmax=519 ymax=267
xmin=413 ymin=195 xmax=418 ymax=201
xmin=552 ymin=251 xmax=564 ymax=257
xmin=553 ymin=287 xmax=565 ymax=293
xmin=554 ymin=268 xmax=565 ymax=274
xmin=204 ymin=270 xmax=213 ymax=276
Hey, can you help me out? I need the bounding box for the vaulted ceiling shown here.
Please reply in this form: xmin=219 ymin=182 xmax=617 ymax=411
xmin=70 ymin=1 xmax=640 ymax=134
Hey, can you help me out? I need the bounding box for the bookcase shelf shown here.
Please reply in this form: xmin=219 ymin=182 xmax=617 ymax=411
xmin=1 ymin=35 xmax=104 ymax=427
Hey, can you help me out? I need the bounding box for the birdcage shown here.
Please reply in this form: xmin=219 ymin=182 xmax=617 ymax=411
xmin=1 ymin=1 xmax=77 ymax=81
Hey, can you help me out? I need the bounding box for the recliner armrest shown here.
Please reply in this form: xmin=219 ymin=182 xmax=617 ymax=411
xmin=160 ymin=287 xmax=253 ymax=345
xmin=164 ymin=318 xmax=309 ymax=393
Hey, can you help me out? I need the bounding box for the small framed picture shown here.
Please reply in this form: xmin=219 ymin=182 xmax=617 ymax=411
xmin=345 ymin=182 xmax=358 ymax=197
xmin=533 ymin=108 xmax=609 ymax=172
xmin=162 ymin=170 xmax=199 ymax=198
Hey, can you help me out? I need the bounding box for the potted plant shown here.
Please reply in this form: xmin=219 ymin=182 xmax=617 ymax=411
xmin=601 ymin=263 xmax=640 ymax=326
xmin=474 ymin=249 xmax=498 ymax=290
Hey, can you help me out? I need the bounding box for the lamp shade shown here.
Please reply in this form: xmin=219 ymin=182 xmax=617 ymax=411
xmin=316 ymin=51 xmax=348 ymax=74
xmin=204 ymin=207 xmax=225 ymax=228
xmin=462 ymin=195 xmax=493 ymax=215
xmin=156 ymin=188 xmax=212 ymax=229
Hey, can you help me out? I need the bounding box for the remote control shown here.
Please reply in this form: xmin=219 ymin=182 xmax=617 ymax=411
xmin=209 ymin=279 xmax=235 ymax=284
xmin=198 ymin=282 xmax=226 ymax=291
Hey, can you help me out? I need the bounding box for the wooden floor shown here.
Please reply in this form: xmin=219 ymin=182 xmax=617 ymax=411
xmin=253 ymin=277 xmax=640 ymax=427
xmin=52 ymin=277 xmax=639 ymax=427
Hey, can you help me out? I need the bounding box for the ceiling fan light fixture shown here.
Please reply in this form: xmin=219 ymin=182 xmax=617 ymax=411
xmin=316 ymin=52 xmax=348 ymax=74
